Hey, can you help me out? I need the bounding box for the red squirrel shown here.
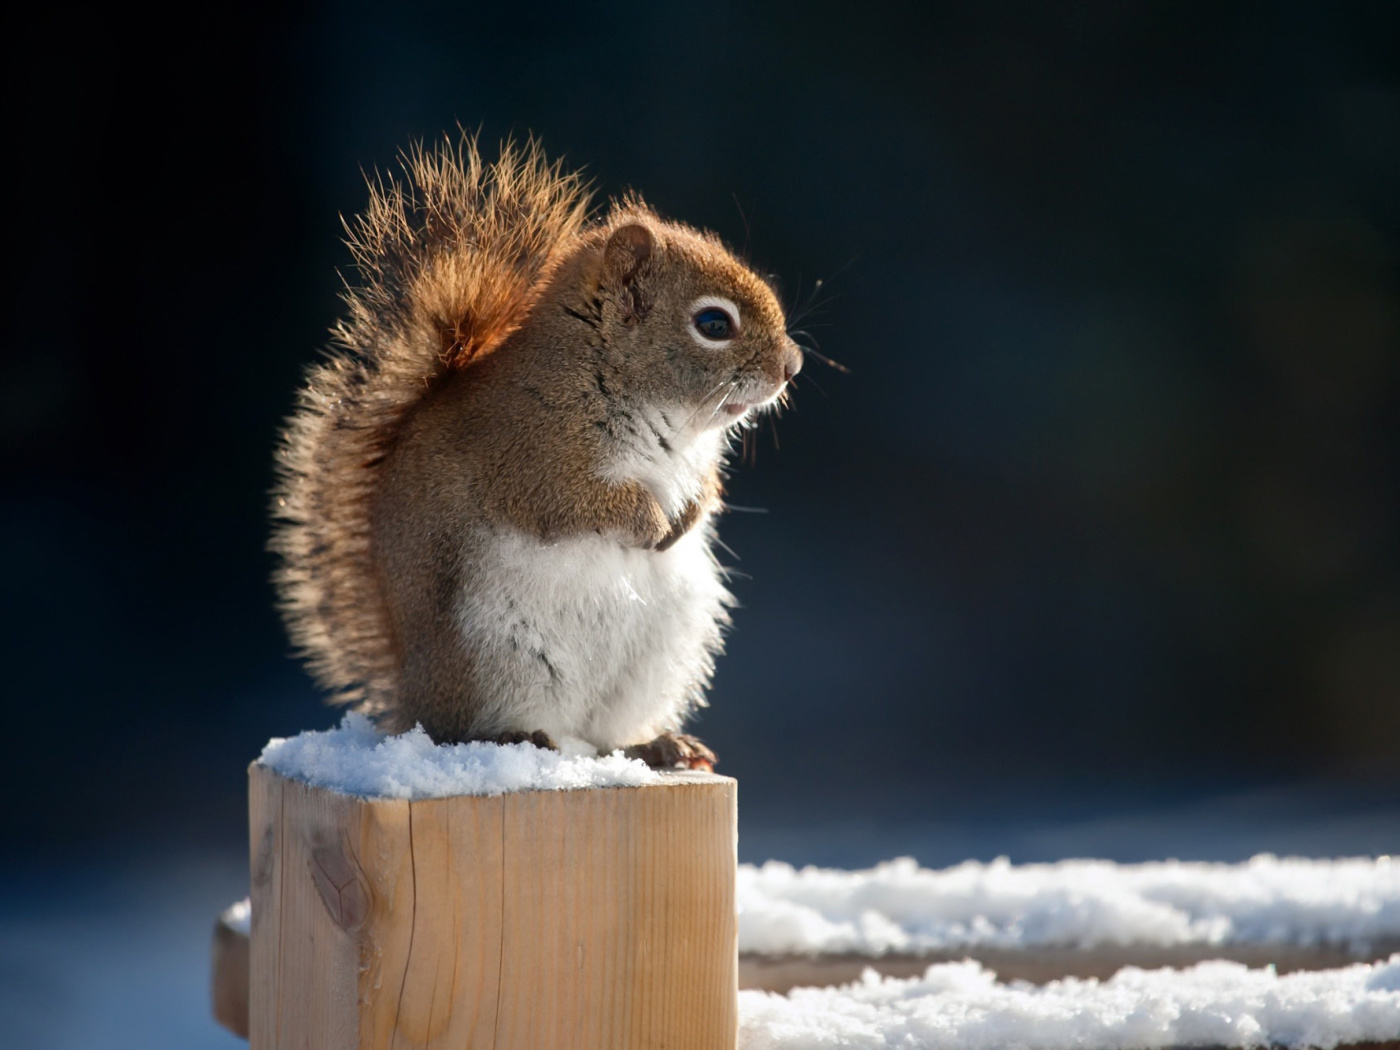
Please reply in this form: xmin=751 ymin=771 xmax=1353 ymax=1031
xmin=271 ymin=137 xmax=801 ymax=769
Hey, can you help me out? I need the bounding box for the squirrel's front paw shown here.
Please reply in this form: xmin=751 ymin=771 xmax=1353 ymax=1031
xmin=482 ymin=729 xmax=559 ymax=751
xmin=655 ymin=500 xmax=703 ymax=552
xmin=625 ymin=498 xmax=673 ymax=550
xmin=623 ymin=732 xmax=717 ymax=771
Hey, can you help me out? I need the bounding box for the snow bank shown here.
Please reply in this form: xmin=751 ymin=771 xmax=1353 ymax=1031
xmin=257 ymin=715 xmax=660 ymax=798
xmin=737 ymin=955 xmax=1400 ymax=1050
xmin=737 ymin=855 xmax=1400 ymax=955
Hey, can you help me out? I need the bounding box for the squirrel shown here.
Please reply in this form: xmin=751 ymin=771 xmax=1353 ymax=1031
xmin=271 ymin=136 xmax=801 ymax=770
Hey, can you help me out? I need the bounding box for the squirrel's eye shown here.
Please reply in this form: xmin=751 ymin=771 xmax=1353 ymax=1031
xmin=687 ymin=296 xmax=742 ymax=347
xmin=693 ymin=307 xmax=734 ymax=341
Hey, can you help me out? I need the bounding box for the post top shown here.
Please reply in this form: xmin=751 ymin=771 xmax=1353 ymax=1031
xmin=252 ymin=715 xmax=734 ymax=801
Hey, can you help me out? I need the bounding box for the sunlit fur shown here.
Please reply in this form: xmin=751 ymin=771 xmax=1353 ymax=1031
xmin=272 ymin=137 xmax=591 ymax=714
xmin=271 ymin=134 xmax=800 ymax=748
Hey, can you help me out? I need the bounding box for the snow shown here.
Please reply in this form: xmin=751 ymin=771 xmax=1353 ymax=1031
xmin=256 ymin=714 xmax=660 ymax=798
xmin=737 ymin=956 xmax=1400 ymax=1050
xmin=737 ymin=854 xmax=1400 ymax=955
xmin=220 ymin=898 xmax=250 ymax=936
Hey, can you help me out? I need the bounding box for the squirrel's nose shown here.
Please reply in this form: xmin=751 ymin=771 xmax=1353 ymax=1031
xmin=783 ymin=340 xmax=803 ymax=383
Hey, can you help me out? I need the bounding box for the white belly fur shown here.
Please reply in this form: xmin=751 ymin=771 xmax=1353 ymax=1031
xmin=456 ymin=522 xmax=731 ymax=750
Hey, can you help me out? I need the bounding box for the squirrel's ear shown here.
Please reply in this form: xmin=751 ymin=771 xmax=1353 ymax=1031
xmin=601 ymin=223 xmax=655 ymax=324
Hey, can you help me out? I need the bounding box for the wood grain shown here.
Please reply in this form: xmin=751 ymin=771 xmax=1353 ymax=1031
xmin=246 ymin=764 xmax=738 ymax=1050
xmin=738 ymin=941 xmax=1400 ymax=993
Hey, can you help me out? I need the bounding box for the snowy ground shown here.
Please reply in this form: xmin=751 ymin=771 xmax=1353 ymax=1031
xmin=738 ymin=957 xmax=1400 ymax=1050
xmin=739 ymin=854 xmax=1400 ymax=955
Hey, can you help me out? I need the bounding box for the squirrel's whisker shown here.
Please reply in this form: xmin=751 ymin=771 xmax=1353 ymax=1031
xmin=683 ymin=377 xmax=738 ymax=432
xmin=702 ymin=382 xmax=740 ymax=431
xmin=795 ymin=345 xmax=850 ymax=374
xmin=792 ymin=372 xmax=828 ymax=399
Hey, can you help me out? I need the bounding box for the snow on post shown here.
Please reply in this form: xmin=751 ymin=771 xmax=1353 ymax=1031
xmin=246 ymin=720 xmax=738 ymax=1050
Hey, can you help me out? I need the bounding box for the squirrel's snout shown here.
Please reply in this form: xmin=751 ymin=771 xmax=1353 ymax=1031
xmin=783 ymin=340 xmax=803 ymax=383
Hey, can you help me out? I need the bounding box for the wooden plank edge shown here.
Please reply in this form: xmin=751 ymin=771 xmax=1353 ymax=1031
xmin=212 ymin=903 xmax=250 ymax=1039
xmin=739 ymin=940 xmax=1400 ymax=993
xmin=214 ymin=904 xmax=1399 ymax=1040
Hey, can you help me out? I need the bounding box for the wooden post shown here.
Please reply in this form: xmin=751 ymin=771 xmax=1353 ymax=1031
xmin=247 ymin=763 xmax=737 ymax=1050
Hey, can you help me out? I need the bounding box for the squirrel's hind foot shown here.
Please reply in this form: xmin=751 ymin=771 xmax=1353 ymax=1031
xmin=624 ymin=732 xmax=717 ymax=772
xmin=483 ymin=729 xmax=559 ymax=751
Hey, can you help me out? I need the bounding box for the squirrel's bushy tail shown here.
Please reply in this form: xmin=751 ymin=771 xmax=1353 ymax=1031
xmin=271 ymin=135 xmax=591 ymax=712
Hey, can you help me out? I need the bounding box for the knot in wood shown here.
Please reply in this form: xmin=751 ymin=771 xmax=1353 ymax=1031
xmin=308 ymin=836 xmax=371 ymax=933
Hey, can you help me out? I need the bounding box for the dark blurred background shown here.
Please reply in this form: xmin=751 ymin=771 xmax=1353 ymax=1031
xmin=3 ymin=2 xmax=1399 ymax=1042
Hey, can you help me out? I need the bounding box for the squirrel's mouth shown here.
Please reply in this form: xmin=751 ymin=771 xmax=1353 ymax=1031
xmin=707 ymin=378 xmax=786 ymax=429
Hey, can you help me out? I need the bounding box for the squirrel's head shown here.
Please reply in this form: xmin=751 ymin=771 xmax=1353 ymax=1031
xmin=569 ymin=212 xmax=802 ymax=432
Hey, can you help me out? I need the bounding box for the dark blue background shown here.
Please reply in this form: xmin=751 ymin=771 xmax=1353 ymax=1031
xmin=5 ymin=0 xmax=1399 ymax=866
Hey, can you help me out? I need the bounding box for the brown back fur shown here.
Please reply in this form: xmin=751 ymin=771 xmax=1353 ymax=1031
xmin=271 ymin=137 xmax=591 ymax=713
